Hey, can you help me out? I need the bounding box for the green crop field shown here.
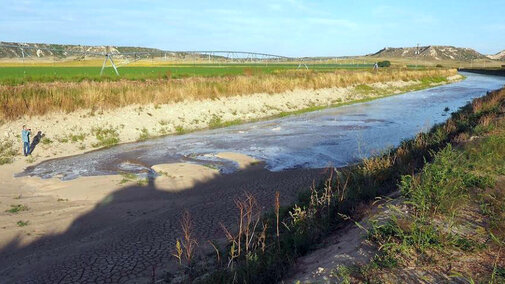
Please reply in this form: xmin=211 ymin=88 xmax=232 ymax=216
xmin=0 ymin=63 xmax=376 ymax=85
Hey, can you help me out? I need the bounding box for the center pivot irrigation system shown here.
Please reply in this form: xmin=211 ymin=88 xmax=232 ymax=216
xmin=0 ymin=43 xmax=314 ymax=76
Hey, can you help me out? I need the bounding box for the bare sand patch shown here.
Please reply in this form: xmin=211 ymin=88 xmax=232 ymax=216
xmin=152 ymin=163 xmax=220 ymax=192
xmin=19 ymin=175 xmax=124 ymax=202
xmin=216 ymin=152 xmax=260 ymax=169
xmin=448 ymin=74 xmax=463 ymax=81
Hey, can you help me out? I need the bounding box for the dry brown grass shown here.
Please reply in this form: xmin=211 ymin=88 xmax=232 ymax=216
xmin=444 ymin=118 xmax=457 ymax=134
xmin=219 ymin=192 xmax=263 ymax=268
xmin=453 ymin=132 xmax=470 ymax=143
xmin=473 ymin=88 xmax=505 ymax=115
xmin=173 ymin=211 xmax=198 ymax=267
xmin=479 ymin=114 xmax=494 ymax=127
xmin=0 ymin=69 xmax=457 ymax=121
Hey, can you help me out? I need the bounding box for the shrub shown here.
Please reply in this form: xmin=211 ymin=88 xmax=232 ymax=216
xmin=175 ymin=125 xmax=186 ymax=135
xmin=41 ymin=137 xmax=53 ymax=145
xmin=0 ymin=139 xmax=17 ymax=165
xmin=69 ymin=133 xmax=86 ymax=143
xmin=208 ymin=115 xmax=223 ymax=129
xmin=91 ymin=126 xmax=119 ymax=148
xmin=137 ymin=127 xmax=150 ymax=141
xmin=377 ymin=61 xmax=391 ymax=68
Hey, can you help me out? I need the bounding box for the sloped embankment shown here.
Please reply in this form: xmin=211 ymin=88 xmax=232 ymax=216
xmin=286 ymin=88 xmax=505 ymax=283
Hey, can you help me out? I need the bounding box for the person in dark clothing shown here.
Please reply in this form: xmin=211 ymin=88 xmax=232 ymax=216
xmin=29 ymin=131 xmax=44 ymax=155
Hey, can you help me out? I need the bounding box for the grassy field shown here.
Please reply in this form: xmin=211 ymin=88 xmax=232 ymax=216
xmin=0 ymin=63 xmax=381 ymax=85
xmin=0 ymin=53 xmax=497 ymax=86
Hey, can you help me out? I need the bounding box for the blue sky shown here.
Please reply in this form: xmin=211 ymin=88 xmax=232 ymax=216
xmin=1 ymin=0 xmax=504 ymax=57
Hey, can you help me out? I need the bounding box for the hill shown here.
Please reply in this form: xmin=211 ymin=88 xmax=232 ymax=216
xmin=0 ymin=41 xmax=167 ymax=59
xmin=488 ymin=49 xmax=505 ymax=61
xmin=369 ymin=45 xmax=489 ymax=61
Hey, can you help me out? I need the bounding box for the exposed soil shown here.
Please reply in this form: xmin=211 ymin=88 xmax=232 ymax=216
xmin=0 ymin=157 xmax=327 ymax=283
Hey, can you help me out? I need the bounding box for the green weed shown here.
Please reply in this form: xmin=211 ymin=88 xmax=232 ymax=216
xmin=208 ymin=115 xmax=242 ymax=129
xmin=69 ymin=133 xmax=86 ymax=143
xmin=6 ymin=204 xmax=29 ymax=214
xmin=175 ymin=125 xmax=186 ymax=135
xmin=91 ymin=126 xmax=119 ymax=148
xmin=137 ymin=177 xmax=149 ymax=186
xmin=137 ymin=127 xmax=150 ymax=141
xmin=16 ymin=220 xmax=29 ymax=227
xmin=208 ymin=115 xmax=223 ymax=129
xmin=119 ymin=172 xmax=137 ymax=185
xmin=354 ymin=84 xmax=375 ymax=94
xmin=55 ymin=135 xmax=69 ymax=143
xmin=26 ymin=155 xmax=37 ymax=163
xmin=202 ymin=164 xmax=219 ymax=170
xmin=0 ymin=139 xmax=17 ymax=165
xmin=41 ymin=137 xmax=53 ymax=145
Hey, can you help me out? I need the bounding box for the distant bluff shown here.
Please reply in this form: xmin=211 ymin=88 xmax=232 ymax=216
xmin=369 ymin=45 xmax=488 ymax=61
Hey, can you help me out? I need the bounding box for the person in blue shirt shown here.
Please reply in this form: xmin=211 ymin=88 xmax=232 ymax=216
xmin=21 ymin=125 xmax=31 ymax=156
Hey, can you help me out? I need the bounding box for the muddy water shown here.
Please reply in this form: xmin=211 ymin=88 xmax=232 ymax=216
xmin=19 ymin=72 xmax=505 ymax=180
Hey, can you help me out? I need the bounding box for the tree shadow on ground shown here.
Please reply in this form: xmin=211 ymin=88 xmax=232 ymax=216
xmin=0 ymin=163 xmax=327 ymax=283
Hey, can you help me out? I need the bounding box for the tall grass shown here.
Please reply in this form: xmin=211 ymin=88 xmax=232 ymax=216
xmin=0 ymin=69 xmax=457 ymax=120
xmin=367 ymin=129 xmax=505 ymax=282
xmin=171 ymin=87 xmax=505 ymax=283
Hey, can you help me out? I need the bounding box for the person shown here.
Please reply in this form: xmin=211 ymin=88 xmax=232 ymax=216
xmin=373 ymin=62 xmax=379 ymax=72
xmin=29 ymin=131 xmax=44 ymax=155
xmin=21 ymin=125 xmax=31 ymax=156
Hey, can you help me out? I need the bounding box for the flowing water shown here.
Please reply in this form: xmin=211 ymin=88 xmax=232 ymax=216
xmin=19 ymin=72 xmax=505 ymax=180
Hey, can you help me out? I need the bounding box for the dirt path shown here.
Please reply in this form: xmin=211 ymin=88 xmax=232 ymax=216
xmin=0 ymin=162 xmax=325 ymax=283
xmin=282 ymin=195 xmax=400 ymax=283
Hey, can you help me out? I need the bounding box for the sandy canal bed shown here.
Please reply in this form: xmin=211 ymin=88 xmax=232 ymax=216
xmin=0 ymin=151 xmax=327 ymax=282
